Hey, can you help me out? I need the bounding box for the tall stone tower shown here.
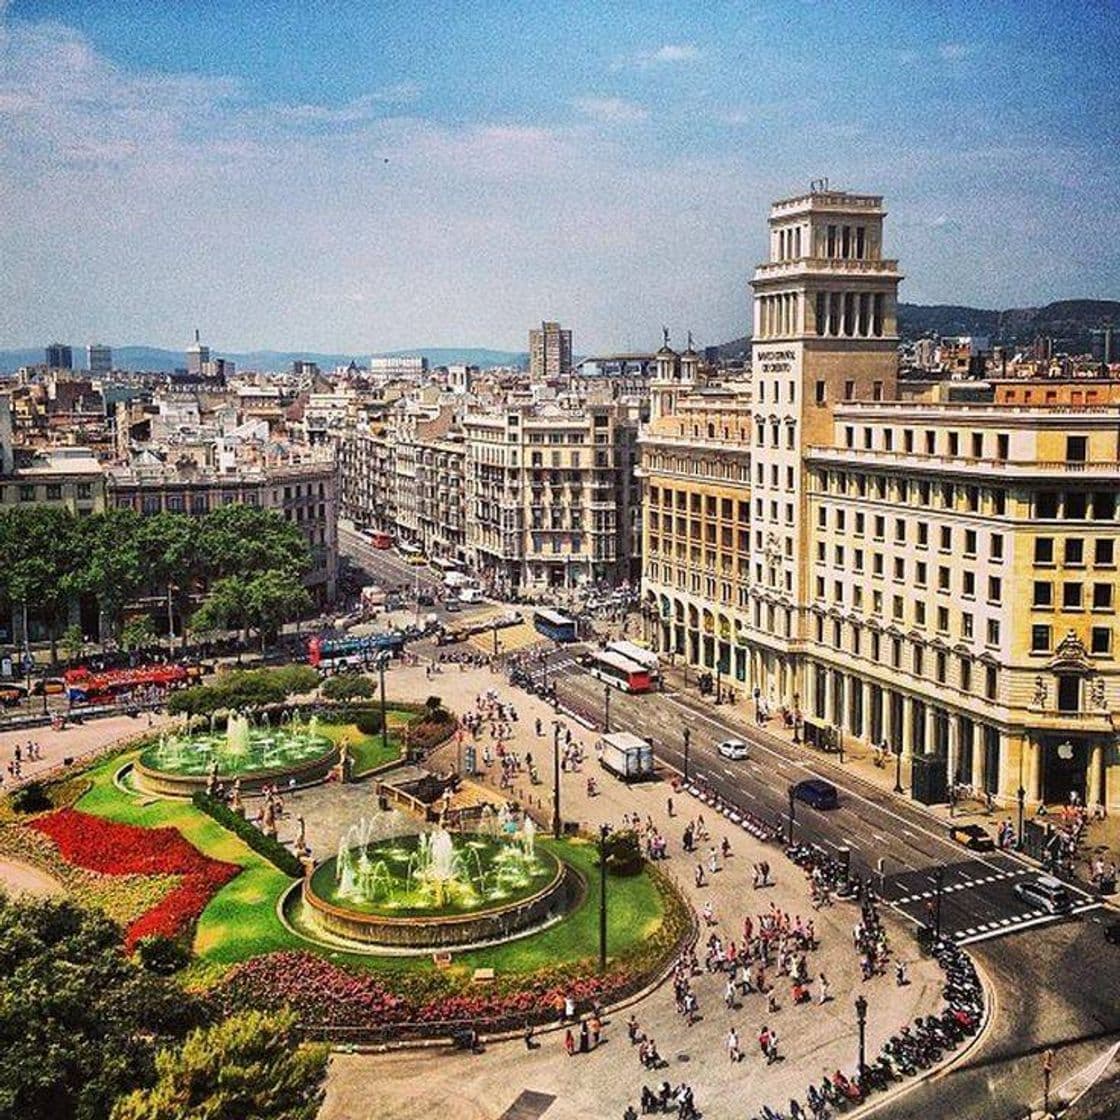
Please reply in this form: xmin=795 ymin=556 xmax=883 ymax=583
xmin=745 ymin=184 xmax=902 ymax=698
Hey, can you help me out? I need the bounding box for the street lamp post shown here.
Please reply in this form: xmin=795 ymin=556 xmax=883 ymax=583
xmin=603 ymin=682 xmax=611 ymax=733
xmin=855 ymin=994 xmax=868 ymax=1081
xmin=787 ymin=786 xmax=796 ymax=846
xmin=552 ymin=723 xmax=562 ymax=839
xmin=598 ymin=822 xmax=610 ymax=971
xmin=682 ymin=726 xmax=691 ymax=782
xmin=894 ymin=745 xmax=904 ymax=795
xmin=492 ymin=621 xmax=499 ymax=657
xmin=377 ymin=652 xmax=389 ymax=753
xmin=835 ymin=724 xmax=845 ymax=764
xmin=715 ymin=665 xmax=722 ymax=705
xmin=1017 ymin=785 xmax=1026 ymax=850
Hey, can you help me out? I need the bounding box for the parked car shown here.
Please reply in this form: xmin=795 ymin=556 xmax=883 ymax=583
xmin=792 ymin=778 xmax=839 ymax=810
xmin=1013 ymin=875 xmax=1073 ymax=915
xmin=444 ymin=598 xmax=462 ymax=612
xmin=717 ymin=738 xmax=749 ymax=760
xmin=949 ymin=823 xmax=995 ymax=852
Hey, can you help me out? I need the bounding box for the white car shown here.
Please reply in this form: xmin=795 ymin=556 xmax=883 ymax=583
xmin=717 ymin=738 xmax=749 ymax=760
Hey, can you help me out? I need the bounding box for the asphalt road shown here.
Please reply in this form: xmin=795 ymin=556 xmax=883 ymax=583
xmin=539 ymin=654 xmax=1120 ymax=1119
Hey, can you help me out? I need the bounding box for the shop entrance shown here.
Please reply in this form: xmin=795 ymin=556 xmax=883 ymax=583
xmin=1042 ymin=737 xmax=1088 ymax=806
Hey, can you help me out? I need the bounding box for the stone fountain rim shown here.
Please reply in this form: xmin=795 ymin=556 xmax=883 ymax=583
xmin=303 ymin=836 xmax=564 ymax=927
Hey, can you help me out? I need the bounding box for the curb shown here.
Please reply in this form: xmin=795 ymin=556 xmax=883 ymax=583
xmin=843 ymin=948 xmax=998 ymax=1119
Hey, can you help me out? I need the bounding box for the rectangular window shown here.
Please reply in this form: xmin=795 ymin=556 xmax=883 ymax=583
xmin=1035 ymin=538 xmax=1054 ymax=565
xmin=1031 ymin=625 xmax=1051 ymax=653
xmin=1091 ymin=626 xmax=1112 ymax=655
xmin=986 ymin=619 xmax=1000 ymax=645
xmin=1033 ymin=581 xmax=1052 ymax=607
xmin=1063 ymin=583 xmax=1083 ymax=609
xmin=815 ymin=381 xmax=826 ymax=406
xmin=985 ymin=666 xmax=997 ymax=700
xmin=1057 ymin=676 xmax=1080 ymax=712
xmin=1065 ymin=538 xmax=1084 ymax=566
xmin=1093 ymin=583 xmax=1113 ymax=610
xmin=987 ymin=576 xmax=1002 ymax=604
xmin=1066 ymin=435 xmax=1088 ymax=463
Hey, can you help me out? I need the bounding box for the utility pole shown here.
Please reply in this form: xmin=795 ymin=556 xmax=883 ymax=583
xmin=1017 ymin=784 xmax=1026 ymax=850
xmin=1042 ymin=1048 xmax=1054 ymax=1116
xmin=682 ymin=726 xmax=691 ymax=782
xmin=894 ymin=744 xmax=904 ymax=795
xmin=603 ymin=682 xmax=611 ymax=733
xmin=787 ymin=786 xmax=796 ymax=846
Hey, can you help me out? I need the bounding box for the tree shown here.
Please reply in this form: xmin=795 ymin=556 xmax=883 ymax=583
xmin=121 ymin=616 xmax=157 ymax=651
xmin=136 ymin=513 xmax=198 ymax=648
xmin=193 ymin=570 xmax=311 ymax=652
xmin=321 ymin=675 xmax=375 ymax=701
xmin=196 ymin=506 xmax=310 ymax=583
xmin=60 ymin=623 xmax=85 ymax=664
xmin=110 ymin=1009 xmax=327 ymax=1120
xmin=0 ymin=896 xmax=204 ymax=1120
xmin=74 ymin=509 xmax=145 ymax=642
xmin=0 ymin=506 xmax=84 ymax=663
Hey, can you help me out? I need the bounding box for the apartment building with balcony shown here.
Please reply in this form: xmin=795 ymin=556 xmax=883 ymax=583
xmin=464 ymin=400 xmax=641 ymax=593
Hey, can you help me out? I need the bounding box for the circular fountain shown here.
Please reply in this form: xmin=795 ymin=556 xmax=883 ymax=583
xmin=133 ymin=711 xmax=340 ymax=797
xmin=301 ymin=814 xmax=573 ymax=949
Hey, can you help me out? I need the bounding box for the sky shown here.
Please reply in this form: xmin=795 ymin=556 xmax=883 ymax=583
xmin=1 ymin=0 xmax=1118 ymax=355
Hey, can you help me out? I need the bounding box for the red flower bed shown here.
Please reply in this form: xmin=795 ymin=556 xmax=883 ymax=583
xmin=31 ymin=808 xmax=238 ymax=950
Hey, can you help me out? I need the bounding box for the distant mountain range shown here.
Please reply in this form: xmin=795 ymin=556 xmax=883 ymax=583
xmin=0 ymin=345 xmax=528 ymax=375
xmin=3 ymin=299 xmax=1116 ymax=375
xmin=715 ymin=299 xmax=1120 ymax=360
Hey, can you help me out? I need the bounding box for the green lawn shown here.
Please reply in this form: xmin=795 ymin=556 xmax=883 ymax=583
xmin=313 ymin=719 xmax=404 ymax=776
xmin=74 ymin=750 xmax=668 ymax=983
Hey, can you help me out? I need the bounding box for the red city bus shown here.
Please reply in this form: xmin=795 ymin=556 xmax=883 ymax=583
xmin=367 ymin=531 xmax=393 ymax=549
xmin=586 ymin=650 xmax=653 ymax=694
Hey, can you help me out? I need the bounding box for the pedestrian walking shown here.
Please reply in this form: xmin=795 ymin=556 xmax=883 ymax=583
xmin=564 ymin=1028 xmax=575 ymax=1057
xmin=726 ymin=1027 xmax=741 ymax=1062
xmin=818 ymin=973 xmax=830 ymax=1004
xmin=667 ymin=796 xmax=674 ymax=817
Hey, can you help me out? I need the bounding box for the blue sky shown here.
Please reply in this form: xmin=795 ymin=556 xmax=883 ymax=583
xmin=1 ymin=0 xmax=1118 ymax=354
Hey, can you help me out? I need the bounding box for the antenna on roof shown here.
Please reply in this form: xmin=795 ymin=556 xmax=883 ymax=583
xmin=810 ymin=177 xmax=830 ymax=192
xmin=194 ymin=328 xmax=200 ymax=343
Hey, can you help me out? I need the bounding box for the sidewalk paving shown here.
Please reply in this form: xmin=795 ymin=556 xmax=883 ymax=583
xmin=320 ymin=661 xmax=944 ymax=1120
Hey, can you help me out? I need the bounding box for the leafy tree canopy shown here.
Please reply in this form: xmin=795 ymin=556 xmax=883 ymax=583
xmin=0 ymin=896 xmax=204 ymax=1120
xmin=110 ymin=1009 xmax=328 ymax=1120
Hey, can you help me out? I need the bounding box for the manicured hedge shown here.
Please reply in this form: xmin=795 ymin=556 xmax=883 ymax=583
xmin=191 ymin=791 xmax=304 ymax=878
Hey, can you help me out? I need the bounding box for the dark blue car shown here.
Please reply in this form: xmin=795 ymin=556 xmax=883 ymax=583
xmin=792 ymin=778 xmax=839 ymax=810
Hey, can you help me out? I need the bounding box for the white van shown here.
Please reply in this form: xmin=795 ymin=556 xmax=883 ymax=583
xmin=458 ymin=587 xmax=485 ymax=604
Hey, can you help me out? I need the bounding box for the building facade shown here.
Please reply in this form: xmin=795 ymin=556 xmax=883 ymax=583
xmin=464 ymin=400 xmax=640 ymax=593
xmin=640 ymin=186 xmax=1120 ymax=811
xmin=529 ymin=321 xmax=573 ymax=381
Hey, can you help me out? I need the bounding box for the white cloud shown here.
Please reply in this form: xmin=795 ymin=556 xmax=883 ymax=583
xmin=620 ymin=42 xmax=703 ymax=69
xmin=571 ymin=96 xmax=648 ymax=123
xmin=938 ymin=42 xmax=972 ymax=60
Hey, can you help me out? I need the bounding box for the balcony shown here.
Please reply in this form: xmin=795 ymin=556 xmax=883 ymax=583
xmin=753 ymin=257 xmax=900 ymax=280
xmin=806 ymin=445 xmax=1120 ymax=480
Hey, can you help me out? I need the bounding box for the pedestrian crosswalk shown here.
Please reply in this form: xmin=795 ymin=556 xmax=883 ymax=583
xmin=956 ymin=900 xmax=1101 ymax=946
xmin=889 ymin=866 xmax=1030 ymax=906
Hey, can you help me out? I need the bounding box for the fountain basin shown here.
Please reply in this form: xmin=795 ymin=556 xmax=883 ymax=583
xmin=303 ymin=836 xmax=571 ymax=949
xmin=133 ymin=730 xmax=340 ymax=797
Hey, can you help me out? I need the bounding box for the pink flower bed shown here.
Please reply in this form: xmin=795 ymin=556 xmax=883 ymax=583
xmin=31 ymin=808 xmax=239 ymax=950
xmin=220 ymin=950 xmax=633 ymax=1030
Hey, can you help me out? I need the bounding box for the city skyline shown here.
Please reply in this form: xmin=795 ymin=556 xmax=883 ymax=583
xmin=2 ymin=0 xmax=1118 ymax=353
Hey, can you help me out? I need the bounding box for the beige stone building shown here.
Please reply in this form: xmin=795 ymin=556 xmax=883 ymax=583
xmin=464 ymin=400 xmax=640 ymax=594
xmin=641 ymin=187 xmax=1120 ymax=811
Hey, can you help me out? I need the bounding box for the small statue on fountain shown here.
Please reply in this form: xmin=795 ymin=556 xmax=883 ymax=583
xmin=206 ymin=758 xmax=219 ymax=798
xmin=230 ymin=778 xmax=244 ymax=817
xmin=339 ymin=741 xmax=353 ymax=783
xmin=261 ymin=794 xmax=278 ymax=839
xmin=295 ymin=814 xmax=307 ymax=855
